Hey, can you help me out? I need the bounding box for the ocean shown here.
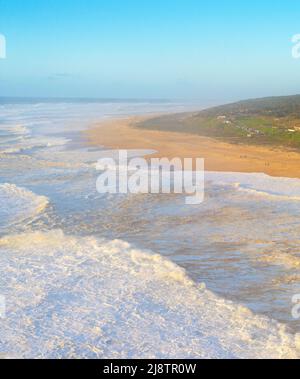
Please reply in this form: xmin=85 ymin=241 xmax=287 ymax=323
xmin=0 ymin=99 xmax=300 ymax=358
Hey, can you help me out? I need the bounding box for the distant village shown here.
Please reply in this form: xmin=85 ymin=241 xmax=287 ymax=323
xmin=216 ymin=115 xmax=300 ymax=138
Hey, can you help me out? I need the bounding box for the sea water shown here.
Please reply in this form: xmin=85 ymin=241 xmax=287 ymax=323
xmin=0 ymin=99 xmax=300 ymax=358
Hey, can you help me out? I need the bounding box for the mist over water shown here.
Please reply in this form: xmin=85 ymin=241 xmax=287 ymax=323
xmin=1 ymin=100 xmax=300 ymax=358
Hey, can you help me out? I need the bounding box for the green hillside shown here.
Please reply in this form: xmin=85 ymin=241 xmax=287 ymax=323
xmin=138 ymin=95 xmax=300 ymax=149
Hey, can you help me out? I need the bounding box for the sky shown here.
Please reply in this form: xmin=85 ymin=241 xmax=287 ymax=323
xmin=1 ymin=0 xmax=300 ymax=101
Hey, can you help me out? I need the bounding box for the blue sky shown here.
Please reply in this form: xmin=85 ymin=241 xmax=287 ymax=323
xmin=1 ymin=0 xmax=300 ymax=101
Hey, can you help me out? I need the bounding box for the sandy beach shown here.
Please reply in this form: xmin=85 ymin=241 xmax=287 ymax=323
xmin=85 ymin=116 xmax=300 ymax=179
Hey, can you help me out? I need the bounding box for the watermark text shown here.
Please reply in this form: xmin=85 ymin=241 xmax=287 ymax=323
xmin=96 ymin=151 xmax=205 ymax=205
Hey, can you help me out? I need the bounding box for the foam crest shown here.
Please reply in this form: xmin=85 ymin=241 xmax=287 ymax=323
xmin=0 ymin=184 xmax=49 ymax=233
xmin=0 ymin=230 xmax=299 ymax=359
xmin=0 ymin=123 xmax=29 ymax=135
xmin=0 ymin=136 xmax=70 ymax=154
xmin=206 ymin=171 xmax=300 ymax=201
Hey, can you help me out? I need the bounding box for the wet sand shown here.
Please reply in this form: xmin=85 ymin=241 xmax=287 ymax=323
xmin=85 ymin=116 xmax=300 ymax=178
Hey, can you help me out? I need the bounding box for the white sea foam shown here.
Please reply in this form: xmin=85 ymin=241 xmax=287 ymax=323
xmin=36 ymin=148 xmax=155 ymax=164
xmin=0 ymin=123 xmax=30 ymax=136
xmin=234 ymin=183 xmax=300 ymax=201
xmin=206 ymin=171 xmax=300 ymax=200
xmin=0 ymin=136 xmax=70 ymax=154
xmin=0 ymin=184 xmax=49 ymax=233
xmin=0 ymin=230 xmax=299 ymax=359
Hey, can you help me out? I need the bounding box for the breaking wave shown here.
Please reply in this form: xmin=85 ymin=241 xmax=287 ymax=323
xmin=206 ymin=171 xmax=300 ymax=201
xmin=0 ymin=183 xmax=49 ymax=233
xmin=0 ymin=136 xmax=70 ymax=154
xmin=0 ymin=230 xmax=299 ymax=359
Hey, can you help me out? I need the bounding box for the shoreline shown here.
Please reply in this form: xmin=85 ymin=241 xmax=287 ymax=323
xmin=84 ymin=115 xmax=300 ymax=179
